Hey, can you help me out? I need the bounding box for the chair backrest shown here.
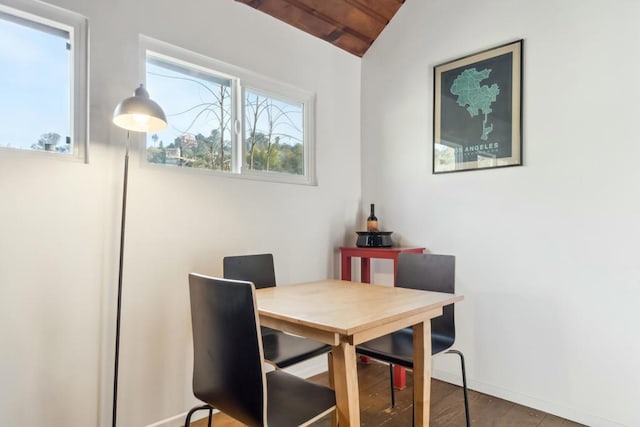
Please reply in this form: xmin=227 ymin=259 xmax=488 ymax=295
xmin=223 ymin=254 xmax=276 ymax=289
xmin=396 ymin=253 xmax=456 ymax=342
xmin=188 ymin=273 xmax=267 ymax=425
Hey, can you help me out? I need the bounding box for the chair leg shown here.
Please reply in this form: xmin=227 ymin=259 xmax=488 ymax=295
xmin=446 ymin=349 xmax=470 ymax=427
xmin=184 ymin=403 xmax=214 ymax=427
xmin=388 ymin=363 xmax=396 ymax=408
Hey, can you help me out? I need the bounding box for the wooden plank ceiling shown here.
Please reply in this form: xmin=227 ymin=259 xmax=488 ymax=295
xmin=235 ymin=0 xmax=406 ymax=57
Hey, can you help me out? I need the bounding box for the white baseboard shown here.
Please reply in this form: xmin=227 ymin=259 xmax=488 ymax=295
xmin=432 ymin=368 xmax=626 ymax=427
xmin=144 ymin=406 xmax=218 ymax=427
xmin=143 ymin=357 xmax=329 ymax=427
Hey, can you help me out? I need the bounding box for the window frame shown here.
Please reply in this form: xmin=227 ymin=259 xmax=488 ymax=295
xmin=140 ymin=36 xmax=316 ymax=186
xmin=0 ymin=0 xmax=88 ymax=162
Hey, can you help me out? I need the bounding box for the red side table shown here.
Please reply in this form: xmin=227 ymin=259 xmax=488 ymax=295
xmin=340 ymin=246 xmax=425 ymax=390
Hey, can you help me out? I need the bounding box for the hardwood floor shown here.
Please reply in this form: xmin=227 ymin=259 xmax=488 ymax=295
xmin=190 ymin=361 xmax=584 ymax=426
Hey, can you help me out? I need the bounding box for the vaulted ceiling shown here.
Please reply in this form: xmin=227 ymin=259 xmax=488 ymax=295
xmin=234 ymin=0 xmax=406 ymax=57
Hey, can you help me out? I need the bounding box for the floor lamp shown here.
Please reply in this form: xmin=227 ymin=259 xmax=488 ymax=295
xmin=111 ymin=84 xmax=167 ymax=427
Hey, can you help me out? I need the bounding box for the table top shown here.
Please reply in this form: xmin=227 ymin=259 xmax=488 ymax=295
xmin=255 ymin=280 xmax=462 ymax=344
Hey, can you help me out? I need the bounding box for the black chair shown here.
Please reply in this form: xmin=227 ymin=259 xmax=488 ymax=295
xmin=185 ymin=274 xmax=336 ymax=426
xmin=356 ymin=253 xmax=470 ymax=427
xmin=223 ymin=254 xmax=332 ymax=369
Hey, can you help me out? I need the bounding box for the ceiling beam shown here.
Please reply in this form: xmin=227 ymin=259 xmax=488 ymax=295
xmin=279 ymin=0 xmax=374 ymax=44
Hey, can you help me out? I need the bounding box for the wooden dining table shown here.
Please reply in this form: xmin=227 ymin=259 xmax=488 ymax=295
xmin=255 ymin=279 xmax=463 ymax=426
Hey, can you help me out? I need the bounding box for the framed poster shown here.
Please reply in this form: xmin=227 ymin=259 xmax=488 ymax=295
xmin=433 ymin=39 xmax=523 ymax=174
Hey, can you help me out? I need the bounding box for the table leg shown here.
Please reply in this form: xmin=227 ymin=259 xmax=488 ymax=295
xmin=359 ymin=256 xmax=372 ymax=363
xmin=341 ymin=254 xmax=352 ymax=281
xmin=390 ymin=255 xmax=406 ymax=389
xmin=393 ymin=365 xmax=406 ymax=389
xmin=392 ymin=255 xmax=399 ymax=282
xmin=413 ymin=320 xmax=431 ymax=426
xmin=331 ymin=339 xmax=360 ymax=426
xmin=361 ymin=257 xmax=371 ymax=283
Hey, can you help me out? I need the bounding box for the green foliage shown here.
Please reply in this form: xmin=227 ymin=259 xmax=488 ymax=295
xmin=147 ymin=146 xmax=166 ymax=164
xmin=245 ymin=132 xmax=303 ymax=175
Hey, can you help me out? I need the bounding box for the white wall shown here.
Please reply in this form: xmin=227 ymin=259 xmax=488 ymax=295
xmin=6 ymin=0 xmax=640 ymax=425
xmin=361 ymin=0 xmax=640 ymax=426
xmin=0 ymin=0 xmax=361 ymax=426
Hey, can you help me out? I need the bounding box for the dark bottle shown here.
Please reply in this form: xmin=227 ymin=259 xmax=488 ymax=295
xmin=366 ymin=204 xmax=378 ymax=232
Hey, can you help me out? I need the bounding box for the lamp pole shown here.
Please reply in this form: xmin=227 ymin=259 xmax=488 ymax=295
xmin=112 ymin=140 xmax=129 ymax=427
xmin=111 ymin=85 xmax=167 ymax=426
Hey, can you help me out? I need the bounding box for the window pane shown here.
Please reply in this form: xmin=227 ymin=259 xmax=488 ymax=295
xmin=141 ymin=38 xmax=314 ymax=184
xmin=0 ymin=13 xmax=71 ymax=153
xmin=244 ymin=90 xmax=304 ymax=176
xmin=146 ymin=55 xmax=233 ymax=171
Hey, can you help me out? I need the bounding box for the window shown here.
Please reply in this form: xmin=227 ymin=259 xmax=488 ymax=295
xmin=0 ymin=0 xmax=88 ymax=159
xmin=143 ymin=38 xmax=315 ymax=185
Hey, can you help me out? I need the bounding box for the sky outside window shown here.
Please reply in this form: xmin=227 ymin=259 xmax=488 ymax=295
xmin=145 ymin=59 xmax=232 ymax=149
xmin=0 ymin=15 xmax=70 ymax=151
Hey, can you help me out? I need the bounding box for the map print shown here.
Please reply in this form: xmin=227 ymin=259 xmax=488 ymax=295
xmin=450 ymin=68 xmax=500 ymax=141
